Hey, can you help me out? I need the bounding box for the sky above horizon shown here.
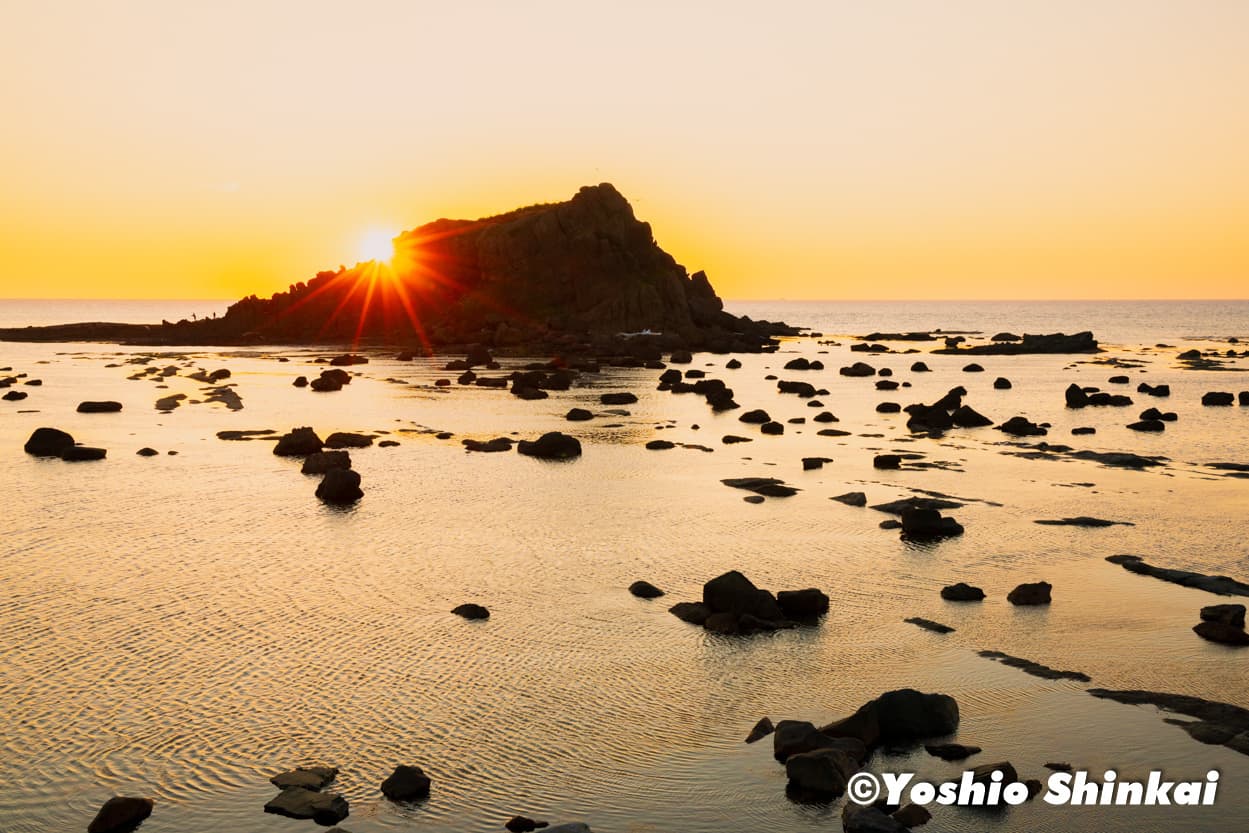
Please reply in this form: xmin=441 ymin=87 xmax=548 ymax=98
xmin=1 ymin=1 xmax=1246 ymax=301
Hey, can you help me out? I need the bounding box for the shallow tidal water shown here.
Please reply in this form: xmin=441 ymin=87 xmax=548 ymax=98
xmin=2 ymin=300 xmax=1248 ymax=832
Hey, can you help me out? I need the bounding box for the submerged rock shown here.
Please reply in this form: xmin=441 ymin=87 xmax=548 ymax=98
xmin=265 ymin=787 xmax=349 ymax=824
xmin=1106 ymin=555 xmax=1249 ymax=597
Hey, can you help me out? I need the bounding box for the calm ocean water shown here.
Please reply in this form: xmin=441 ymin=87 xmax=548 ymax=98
xmin=1 ymin=298 xmax=1247 ymax=833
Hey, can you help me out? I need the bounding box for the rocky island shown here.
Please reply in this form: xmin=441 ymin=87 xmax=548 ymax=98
xmin=0 ymin=184 xmax=795 ymax=354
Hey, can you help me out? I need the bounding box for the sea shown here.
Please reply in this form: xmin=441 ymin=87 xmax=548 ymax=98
xmin=1 ymin=298 xmax=1247 ymax=833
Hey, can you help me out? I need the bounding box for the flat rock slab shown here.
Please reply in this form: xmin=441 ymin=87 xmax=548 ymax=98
xmin=270 ymin=765 xmax=338 ymax=790
xmin=1088 ymin=689 xmax=1249 ymax=758
xmin=1035 ymin=517 xmax=1134 ymax=527
xmin=979 ymin=650 xmax=1090 ymax=682
xmin=721 ymin=477 xmax=799 ymax=497
xmin=264 ymin=787 xmax=349 ymax=824
xmin=1106 ymin=555 xmax=1249 ymax=597
xmin=905 ymin=617 xmax=954 ymax=634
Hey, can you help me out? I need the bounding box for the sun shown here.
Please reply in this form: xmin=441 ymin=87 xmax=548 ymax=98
xmin=358 ymin=228 xmax=398 ymax=264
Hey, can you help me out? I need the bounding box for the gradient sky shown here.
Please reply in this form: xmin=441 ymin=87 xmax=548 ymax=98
xmin=1 ymin=0 xmax=1246 ymax=300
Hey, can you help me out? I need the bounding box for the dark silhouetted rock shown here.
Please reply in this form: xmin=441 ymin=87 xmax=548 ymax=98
xmin=1065 ymin=383 xmax=1089 ymax=408
xmin=786 ymin=747 xmax=858 ymax=796
xmin=760 ymin=421 xmax=784 ymax=435
xmin=941 ymin=582 xmax=985 ymax=601
xmin=952 ymin=405 xmax=992 ymax=427
xmin=463 ymin=437 xmax=514 ymax=453
xmin=911 ymin=361 xmax=930 ymax=372
xmin=61 ymin=446 xmax=106 ymax=461
xmin=905 ymin=617 xmax=954 ymax=633
xmin=963 ymin=363 xmax=984 ymax=373
xmin=777 ymin=588 xmax=829 ymax=619
xmin=978 ymin=650 xmax=1090 ymax=681
xmin=271 ymin=765 xmax=338 ymax=790
xmin=936 ymin=332 xmax=1099 ymax=355
xmin=517 ymin=432 xmax=582 ymax=459
xmin=1193 ymin=621 xmax=1249 ymax=646
xmin=629 ymin=580 xmax=664 ymax=599
xmin=293 ymin=375 xmax=309 ymax=387
xmin=993 ymin=377 xmax=1012 ymax=389
xmin=565 ymin=407 xmax=593 ymax=421
xmin=452 ymin=603 xmax=490 ymax=620
xmin=1203 ymin=392 xmax=1234 ymax=406
xmin=380 ymin=765 xmax=431 ymax=801
xmin=668 ymin=602 xmax=711 ymax=625
xmin=274 ymin=427 xmax=324 ymax=456
xmin=745 ymin=716 xmax=775 ymax=744
xmin=925 ymin=743 xmax=981 ymax=760
xmin=316 ymin=469 xmax=363 ymax=504
xmin=874 ymin=454 xmax=902 ymax=469
xmin=721 ymin=477 xmax=798 ymax=497
xmin=739 ymin=409 xmax=770 ymax=424
xmin=703 ymin=570 xmax=784 ymax=621
xmin=600 ymin=392 xmax=638 ymax=405
xmin=842 ymin=804 xmax=908 ymax=833
xmin=900 ymin=508 xmax=963 ymax=538
xmin=1201 ymin=604 xmax=1246 ymax=628
xmin=892 ymin=804 xmax=932 ymax=827
xmin=841 ymin=362 xmax=876 ymax=377
xmin=264 ymin=787 xmax=349 ymax=824
xmin=832 ymin=491 xmax=867 ymax=506
xmin=136 ymin=447 xmax=159 ymax=456
xmin=996 ymin=416 xmax=1047 ymax=436
xmin=1106 ymin=554 xmax=1249 ymax=596
xmin=87 ymin=796 xmax=154 ymax=833
xmin=1071 ymin=426 xmax=1096 ymax=435
xmin=1007 ymin=581 xmax=1052 ymax=605
xmin=24 ymin=427 xmax=75 ymax=456
xmin=325 ymin=432 xmax=373 ymax=449
xmin=77 ymin=401 xmax=123 ymax=413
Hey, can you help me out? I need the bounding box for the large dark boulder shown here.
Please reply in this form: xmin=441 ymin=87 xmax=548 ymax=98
xmin=1203 ymin=391 xmax=1235 ymax=406
xmin=517 ymin=432 xmax=582 ymax=460
xmin=776 ymin=588 xmax=829 ymax=619
xmin=822 ymin=689 xmax=959 ymax=747
xmin=274 ymin=427 xmax=324 ymax=456
xmin=380 ymin=765 xmax=432 ymax=801
xmin=941 ymin=582 xmax=985 ymax=601
xmin=785 ymin=747 xmax=858 ymax=796
xmin=1008 ymin=581 xmax=1052 ymax=605
xmin=87 ymin=796 xmax=154 ymax=833
xmin=24 ymin=427 xmax=75 ymax=456
xmin=1065 ymin=383 xmax=1089 ymax=408
xmin=702 ymin=570 xmax=784 ymax=621
xmin=316 ymin=469 xmax=363 ymax=504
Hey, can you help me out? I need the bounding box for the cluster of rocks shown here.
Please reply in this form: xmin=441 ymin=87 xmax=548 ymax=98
xmin=668 ymin=570 xmax=828 ymax=635
xmin=1065 ymin=383 xmax=1132 ymax=408
xmin=768 ymin=688 xmax=959 ymax=812
xmin=1201 ymin=391 xmax=1249 ymax=407
xmin=273 ymin=427 xmax=364 ymax=504
xmin=933 ymin=331 xmax=1099 ymax=355
xmin=23 ymin=427 xmax=106 ymax=461
xmin=305 ymin=368 xmax=352 ymax=391
xmin=657 ymin=366 xmax=739 ymax=411
xmin=902 ymin=387 xmax=992 ymax=435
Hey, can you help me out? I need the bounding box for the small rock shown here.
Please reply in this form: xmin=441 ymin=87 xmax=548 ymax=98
xmin=452 ymin=603 xmax=490 ymax=620
xmin=832 ymin=491 xmax=867 ymax=506
xmin=628 ymin=580 xmax=664 ymax=599
xmin=136 ymin=447 xmax=159 ymax=457
xmin=316 ymin=469 xmax=363 ymax=504
xmin=270 ymin=765 xmax=338 ymax=790
xmin=925 ymin=742 xmax=981 ymax=760
xmin=1201 ymin=604 xmax=1246 ymax=628
xmin=380 ymin=764 xmax=432 ymax=801
xmin=87 ymin=796 xmax=154 ymax=833
xmin=264 ymin=787 xmax=349 ymax=824
xmin=517 ymin=432 xmax=582 ymax=460
xmin=874 ymin=454 xmax=902 ymax=469
xmin=565 ymin=408 xmax=593 ymax=421
xmin=77 ymin=401 xmax=123 ymax=413
xmin=745 ymin=716 xmax=775 ymax=744
xmin=61 ymin=446 xmax=107 ymax=461
xmin=940 ymin=582 xmax=985 ymax=601
xmin=1007 ymin=581 xmax=1052 ymax=606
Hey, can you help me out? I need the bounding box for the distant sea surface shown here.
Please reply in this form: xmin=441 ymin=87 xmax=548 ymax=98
xmin=2 ymin=298 xmax=1247 ymax=343
xmin=2 ymin=296 xmax=1248 ymax=833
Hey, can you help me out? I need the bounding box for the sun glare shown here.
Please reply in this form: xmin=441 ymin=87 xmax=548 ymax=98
xmin=358 ymin=228 xmax=398 ymax=264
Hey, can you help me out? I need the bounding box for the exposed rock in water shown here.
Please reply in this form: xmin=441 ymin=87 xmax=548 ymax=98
xmin=600 ymin=391 xmax=637 ymax=405
xmin=87 ymin=796 xmax=154 ymax=833
xmin=324 ymin=432 xmax=374 ymax=449
xmin=925 ymin=742 xmax=981 ymax=760
xmin=721 ymin=477 xmax=798 ymax=497
xmin=1034 ymin=517 xmax=1133 ymax=528
xmin=274 ymin=427 xmax=324 ymax=456
xmin=871 ymin=496 xmax=963 ymax=515
xmin=832 ymin=491 xmax=867 ymax=507
xmin=77 ymin=401 xmax=123 ymax=413
xmin=270 ymin=765 xmax=338 ymax=790
xmin=380 ymin=764 xmax=432 ymax=801
xmin=874 ymin=454 xmax=902 ymax=469
xmin=996 ymin=416 xmax=1047 ymax=437
xmin=842 ymin=804 xmax=909 ymax=833
xmin=61 ymin=446 xmax=107 ymax=461
xmin=1087 ymin=689 xmax=1249 ymax=757
xmin=517 ymin=432 xmax=582 ymax=460
xmin=746 ymin=716 xmax=775 ymax=744
xmin=1007 ymin=581 xmax=1052 ymax=606
xmin=785 ymin=747 xmax=859 ymax=797
xmin=24 ymin=427 xmax=75 ymax=456
xmin=668 ymin=601 xmax=710 ymax=625
xmin=777 ymin=588 xmax=830 ymax=620
xmin=905 ymin=617 xmax=954 ymax=633
xmin=1201 ymin=604 xmax=1246 ymax=628
xmin=1105 ymin=555 xmax=1249 ymax=596
xmin=820 ymin=688 xmax=960 ymax=747
xmin=1202 ymin=391 xmax=1235 ymax=406
xmin=463 ymin=437 xmax=514 ymax=453
xmin=933 ymin=332 xmax=1099 ymax=355
xmin=1193 ymin=621 xmax=1249 ymax=646
xmin=316 ymin=469 xmax=363 ymax=505
xmin=628 ymin=580 xmax=664 ymax=599
xmin=565 ymin=407 xmax=593 ymax=421
xmin=993 ymin=377 xmax=1012 ymax=389
xmin=265 ymin=787 xmax=349 ymax=824
xmin=941 ymin=582 xmax=985 ymax=601
xmin=136 ymin=447 xmax=159 ymax=457
xmin=978 ymin=650 xmax=1090 ymax=681
xmin=452 ymin=603 xmax=490 ymax=620
xmin=900 ymin=508 xmax=964 ymax=539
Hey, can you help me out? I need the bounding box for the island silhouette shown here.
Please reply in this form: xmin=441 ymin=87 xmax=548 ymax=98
xmin=0 ymin=184 xmax=795 ymax=353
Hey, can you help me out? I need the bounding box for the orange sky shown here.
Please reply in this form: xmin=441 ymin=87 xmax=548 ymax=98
xmin=1 ymin=1 xmax=1246 ymax=300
